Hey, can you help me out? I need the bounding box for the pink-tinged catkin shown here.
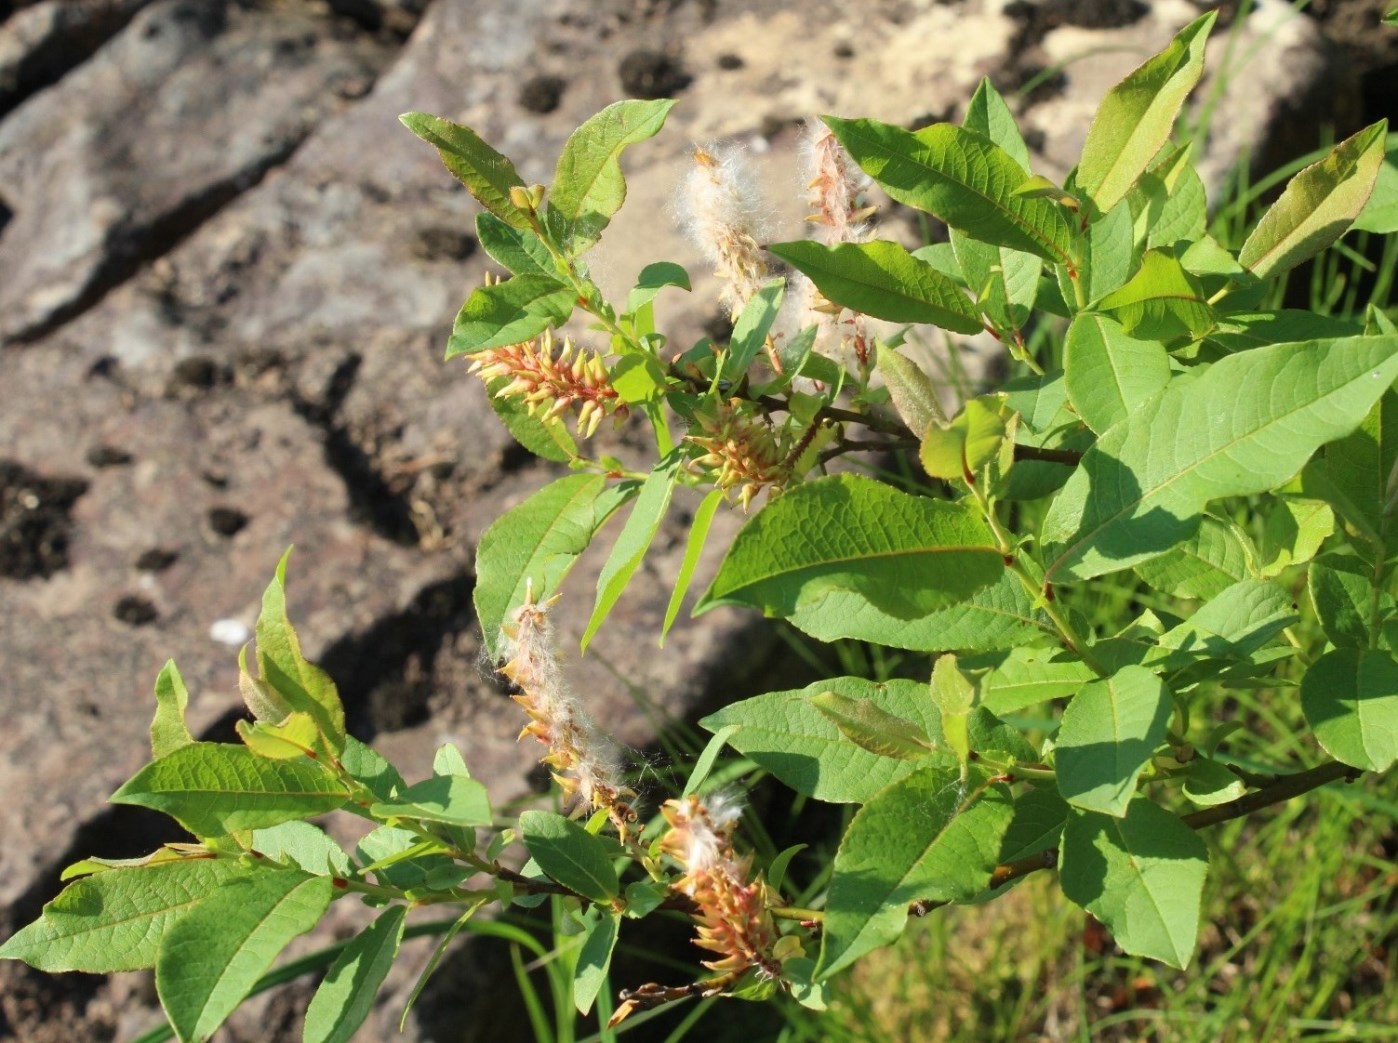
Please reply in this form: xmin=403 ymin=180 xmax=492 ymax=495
xmin=468 ymin=329 xmax=626 ymax=438
xmin=660 ymin=793 xmax=780 ymax=978
xmin=497 ymin=591 xmax=634 ymax=833
xmin=678 ymin=145 xmax=771 ymax=320
xmin=803 ymin=122 xmax=874 ymax=246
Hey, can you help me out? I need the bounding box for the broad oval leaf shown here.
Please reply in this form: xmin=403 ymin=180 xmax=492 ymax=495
xmin=1133 ymin=516 xmax=1250 ymax=600
xmin=823 ymin=116 xmax=1075 ymax=267
xmin=818 ymin=766 xmax=1013 ymax=979
xmin=1302 ymin=388 xmax=1398 ymax=546
xmin=1043 ymin=335 xmax=1398 ymax=582
xmin=700 ymin=677 xmax=941 ymax=803
xmin=1309 ymin=553 xmax=1394 ymax=650
xmin=400 ymin=112 xmax=530 ymax=229
xmin=1060 ymin=800 xmax=1207 ymax=968
xmin=699 ymin=474 xmax=1004 ymax=620
xmin=447 ymin=275 xmax=575 ymax=358
xmin=1096 ymin=248 xmax=1214 ymax=342
xmin=157 ymin=871 xmax=333 ymax=1043
xmin=768 ymin=240 xmax=982 ymax=333
xmin=518 ymin=810 xmax=619 ymax=904
xmin=111 ymin=743 xmax=349 ymax=837
xmin=1240 ymin=120 xmax=1389 ymax=281
xmin=978 ymin=648 xmax=1096 ymax=716
xmin=1063 ymin=314 xmax=1171 ymax=435
xmin=304 ymin=905 xmax=407 ymax=1043
xmin=1055 ymin=666 xmax=1172 ymax=818
xmin=550 ymin=99 xmax=676 ymax=253
xmin=1301 ymin=647 xmax=1398 ymax=772
xmin=476 ymin=211 xmax=558 ymax=279
xmin=474 ymin=474 xmax=634 ymax=658
xmin=369 ymin=775 xmax=492 ymax=827
xmin=0 ymin=857 xmax=247 ymax=973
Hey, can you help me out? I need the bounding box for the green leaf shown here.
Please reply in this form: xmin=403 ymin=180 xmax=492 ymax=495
xmin=1181 ymin=758 xmax=1245 ymax=807
xmin=572 ymin=910 xmax=619 ymax=1016
xmin=581 ymin=452 xmax=680 ymax=651
xmin=370 ymin=775 xmax=492 ymax=827
xmin=1059 ymin=800 xmax=1207 ymax=968
xmin=304 ymin=905 xmax=407 ymax=1043
xmin=1063 ymin=314 xmax=1171 ymax=435
xmin=1130 ymin=145 xmax=1208 ymax=251
xmin=255 ymin=550 xmax=347 ymax=754
xmin=1043 ymin=335 xmax=1398 ymax=582
xmin=1240 ymin=120 xmax=1389 ymax=280
xmin=1208 ymin=310 xmax=1363 ymax=353
xmin=810 ymin=690 xmax=934 ymax=760
xmin=1097 ymin=248 xmax=1214 ymax=341
xmin=446 ymin=275 xmax=574 ymax=358
xmin=701 ymin=677 xmax=943 ymax=803
xmin=484 ymin=375 xmax=578 ymax=462
xmin=1055 ymin=666 xmax=1172 ymax=817
xmin=978 ymin=649 xmax=1096 ymax=716
xmin=550 ymin=99 xmax=676 ymax=252
xmin=775 ymin=569 xmax=1054 ymax=652
xmin=1309 ymin=553 xmax=1392 ymax=650
xmin=474 ymin=474 xmax=633 ymax=658
xmin=768 ymin=240 xmax=982 ymax=333
xmin=951 ymin=234 xmax=1040 ymax=335
xmin=236 ymin=712 xmax=321 ymax=761
xmin=400 ymin=112 xmax=530 ymax=229
xmin=700 ymin=474 xmax=1004 ymax=620
xmin=723 ymin=278 xmax=786 ymax=380
xmin=151 ymin=659 xmax=195 ymax=761
xmin=340 ymin=736 xmax=406 ymax=803
xmin=818 ymin=766 xmax=1013 ymax=978
xmin=996 ymin=786 xmax=1070 ymax=867
xmin=877 ymin=342 xmax=946 ymax=435
xmin=930 ymin=654 xmax=975 ymax=763
xmin=964 ymin=77 xmax=1030 ymax=168
xmin=0 ymin=858 xmax=247 ymax=973
xmin=628 ymin=261 xmax=692 ymax=312
xmin=1133 ymin=516 xmax=1250 ymax=599
xmin=1301 ymin=647 xmax=1398 ymax=771
xmin=661 ymin=487 xmax=724 ymax=645
xmin=1303 ymin=389 xmax=1398 ymax=547
xmin=475 ymin=211 xmax=558 ymax=279
xmin=518 ymin=810 xmax=620 ymax=904
xmin=157 ymin=871 xmax=333 ymax=1042
xmin=920 ymin=395 xmax=1012 ymax=482
xmin=249 ymin=821 xmax=351 ymax=875
xmin=1353 ymin=152 xmax=1398 ymax=234
xmin=1154 ymin=579 xmax=1298 ymax=664
xmin=1076 ymin=12 xmax=1216 ymax=212
xmin=356 ymin=827 xmax=454 ymax=891
xmin=111 ymin=743 xmax=349 ymax=837
xmin=1082 ymin=199 xmax=1137 ymax=304
xmin=1255 ymin=497 xmax=1333 ymax=577
xmin=824 ymin=116 xmax=1075 ymax=267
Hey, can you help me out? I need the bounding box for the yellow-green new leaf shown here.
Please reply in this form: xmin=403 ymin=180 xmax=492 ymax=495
xmin=151 ymin=659 xmax=194 ymax=761
xmin=1240 ymin=120 xmax=1389 ymax=280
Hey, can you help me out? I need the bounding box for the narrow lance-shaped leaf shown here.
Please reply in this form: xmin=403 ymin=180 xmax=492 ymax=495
xmin=151 ymin=659 xmax=194 ymax=760
xmin=877 ymin=342 xmax=946 ymax=434
xmin=111 ymin=743 xmax=350 ymax=837
xmin=573 ymin=911 xmax=620 ymax=1016
xmin=699 ymin=474 xmax=1004 ymax=620
xmin=661 ymin=487 xmax=724 ymax=645
xmin=474 ymin=474 xmax=635 ymax=658
xmin=304 ymin=905 xmax=408 ymax=1043
xmin=1043 ymin=335 xmax=1398 ymax=582
xmin=1059 ymin=800 xmax=1208 ymax=969
xmin=475 ymin=211 xmax=558 ymax=279
xmin=810 ymin=690 xmax=934 ymax=761
xmin=157 ymin=871 xmax=334 ymax=1043
xmin=550 ymin=99 xmax=676 ymax=252
xmin=400 ymin=112 xmax=530 ymax=229
xmin=1076 ymin=12 xmax=1216 ymax=212
xmin=723 ymin=278 xmax=785 ymax=381
xmin=1240 ymin=120 xmax=1389 ymax=281
xmin=768 ymin=240 xmax=982 ymax=333
xmin=823 ymin=116 xmax=1076 ymax=267
xmin=581 ymin=452 xmax=680 ymax=651
xmin=255 ymin=549 xmax=346 ymax=754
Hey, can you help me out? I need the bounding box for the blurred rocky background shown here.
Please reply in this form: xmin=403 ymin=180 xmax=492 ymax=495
xmin=0 ymin=0 xmax=1393 ymax=1039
